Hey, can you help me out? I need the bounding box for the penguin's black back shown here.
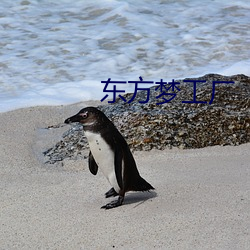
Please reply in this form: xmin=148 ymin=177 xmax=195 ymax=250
xmin=99 ymin=115 xmax=154 ymax=192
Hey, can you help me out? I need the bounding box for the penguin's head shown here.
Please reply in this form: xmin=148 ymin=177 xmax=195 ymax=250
xmin=65 ymin=107 xmax=109 ymax=129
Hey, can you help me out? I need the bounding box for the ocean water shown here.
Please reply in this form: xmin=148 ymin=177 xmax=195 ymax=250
xmin=0 ymin=0 xmax=249 ymax=112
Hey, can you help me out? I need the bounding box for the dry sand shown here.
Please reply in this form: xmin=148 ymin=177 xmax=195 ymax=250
xmin=0 ymin=102 xmax=249 ymax=249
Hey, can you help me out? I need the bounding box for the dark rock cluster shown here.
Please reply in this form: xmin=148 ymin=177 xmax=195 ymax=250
xmin=44 ymin=74 xmax=250 ymax=164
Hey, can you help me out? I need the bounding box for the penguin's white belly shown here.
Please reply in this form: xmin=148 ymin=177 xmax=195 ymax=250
xmin=85 ymin=131 xmax=120 ymax=193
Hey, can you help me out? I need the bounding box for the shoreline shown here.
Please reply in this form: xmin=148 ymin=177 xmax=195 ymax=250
xmin=0 ymin=102 xmax=249 ymax=249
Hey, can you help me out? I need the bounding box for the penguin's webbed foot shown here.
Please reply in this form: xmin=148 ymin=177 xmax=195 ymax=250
xmin=101 ymin=196 xmax=124 ymax=209
xmin=105 ymin=187 xmax=118 ymax=198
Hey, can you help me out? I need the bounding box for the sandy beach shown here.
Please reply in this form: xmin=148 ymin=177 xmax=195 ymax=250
xmin=0 ymin=102 xmax=249 ymax=249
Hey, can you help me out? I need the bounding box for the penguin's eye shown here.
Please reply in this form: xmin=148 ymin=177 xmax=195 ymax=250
xmin=79 ymin=112 xmax=88 ymax=119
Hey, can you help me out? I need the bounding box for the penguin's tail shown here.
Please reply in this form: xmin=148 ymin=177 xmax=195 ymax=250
xmin=132 ymin=176 xmax=154 ymax=192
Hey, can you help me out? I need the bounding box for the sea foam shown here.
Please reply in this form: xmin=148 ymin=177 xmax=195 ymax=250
xmin=0 ymin=0 xmax=249 ymax=112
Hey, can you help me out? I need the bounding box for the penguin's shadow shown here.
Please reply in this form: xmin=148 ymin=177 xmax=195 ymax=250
xmin=123 ymin=191 xmax=157 ymax=208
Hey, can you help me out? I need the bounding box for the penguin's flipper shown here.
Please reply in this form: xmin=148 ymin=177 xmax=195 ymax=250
xmin=114 ymin=146 xmax=124 ymax=190
xmin=105 ymin=187 xmax=118 ymax=198
xmin=88 ymin=151 xmax=98 ymax=175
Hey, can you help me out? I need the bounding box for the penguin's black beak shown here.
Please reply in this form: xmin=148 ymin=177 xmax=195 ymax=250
xmin=64 ymin=114 xmax=81 ymax=124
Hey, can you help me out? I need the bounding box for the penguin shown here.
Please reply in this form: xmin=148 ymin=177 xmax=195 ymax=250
xmin=65 ymin=107 xmax=154 ymax=209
